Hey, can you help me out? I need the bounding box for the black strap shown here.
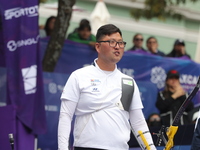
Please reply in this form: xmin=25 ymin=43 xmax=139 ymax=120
xmin=92 ymin=61 xmax=134 ymax=111
xmin=120 ymin=77 xmax=134 ymax=111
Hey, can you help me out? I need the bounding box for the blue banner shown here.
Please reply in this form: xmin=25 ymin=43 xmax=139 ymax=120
xmin=40 ymin=38 xmax=200 ymax=106
xmin=37 ymin=72 xmax=69 ymax=150
xmin=37 ymin=39 xmax=200 ymax=149
xmin=0 ymin=1 xmax=46 ymax=134
xmin=119 ymin=52 xmax=200 ymax=105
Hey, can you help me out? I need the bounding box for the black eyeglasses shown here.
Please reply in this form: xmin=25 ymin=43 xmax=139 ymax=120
xmin=97 ymin=40 xmax=126 ymax=48
xmin=134 ymin=38 xmax=143 ymax=41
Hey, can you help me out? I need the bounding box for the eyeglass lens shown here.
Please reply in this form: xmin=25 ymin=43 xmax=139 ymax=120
xmin=135 ymin=38 xmax=143 ymax=41
xmin=109 ymin=40 xmax=126 ymax=48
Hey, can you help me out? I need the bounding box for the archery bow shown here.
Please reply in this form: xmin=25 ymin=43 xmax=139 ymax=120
xmin=155 ymin=76 xmax=200 ymax=150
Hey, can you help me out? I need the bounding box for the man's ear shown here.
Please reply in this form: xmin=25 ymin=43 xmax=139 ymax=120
xmin=95 ymin=42 xmax=100 ymax=53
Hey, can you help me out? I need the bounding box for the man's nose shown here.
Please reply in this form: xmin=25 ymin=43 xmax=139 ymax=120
xmin=114 ymin=42 xmax=120 ymax=49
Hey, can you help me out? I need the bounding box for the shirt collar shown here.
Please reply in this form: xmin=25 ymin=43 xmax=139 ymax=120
xmin=93 ymin=58 xmax=118 ymax=75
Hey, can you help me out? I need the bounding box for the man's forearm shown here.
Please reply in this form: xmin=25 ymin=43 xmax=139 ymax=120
xmin=129 ymin=109 xmax=156 ymax=150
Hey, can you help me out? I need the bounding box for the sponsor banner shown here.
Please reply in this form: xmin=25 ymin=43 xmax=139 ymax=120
xmin=4 ymin=5 xmax=38 ymax=20
xmin=40 ymin=38 xmax=200 ymax=105
xmin=1 ymin=38 xmax=199 ymax=149
xmin=119 ymin=52 xmax=200 ymax=105
xmin=0 ymin=0 xmax=46 ymax=134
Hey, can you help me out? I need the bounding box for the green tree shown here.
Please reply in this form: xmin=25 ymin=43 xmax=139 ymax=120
xmin=39 ymin=0 xmax=47 ymax=3
xmin=131 ymin=0 xmax=198 ymax=21
xmin=42 ymin=0 xmax=76 ymax=72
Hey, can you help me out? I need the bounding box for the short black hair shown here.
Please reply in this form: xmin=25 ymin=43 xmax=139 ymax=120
xmin=78 ymin=23 xmax=91 ymax=31
xmin=146 ymin=36 xmax=157 ymax=43
xmin=96 ymin=24 xmax=122 ymax=41
xmin=174 ymin=39 xmax=185 ymax=46
xmin=79 ymin=19 xmax=90 ymax=26
xmin=44 ymin=16 xmax=56 ymax=36
xmin=133 ymin=33 xmax=142 ymax=41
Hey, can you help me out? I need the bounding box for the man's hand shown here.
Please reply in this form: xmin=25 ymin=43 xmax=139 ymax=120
xmin=179 ymin=46 xmax=186 ymax=55
xmin=172 ymin=85 xmax=185 ymax=99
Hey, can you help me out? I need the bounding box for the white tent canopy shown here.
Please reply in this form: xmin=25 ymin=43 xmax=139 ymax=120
xmin=90 ymin=0 xmax=111 ymax=35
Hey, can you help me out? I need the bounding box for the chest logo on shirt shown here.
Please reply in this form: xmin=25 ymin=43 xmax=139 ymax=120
xmin=91 ymin=79 xmax=101 ymax=86
xmin=123 ymin=79 xmax=133 ymax=86
xmin=92 ymin=87 xmax=100 ymax=92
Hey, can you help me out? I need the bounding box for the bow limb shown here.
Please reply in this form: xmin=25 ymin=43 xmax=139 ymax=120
xmin=156 ymin=76 xmax=200 ymax=149
xmin=164 ymin=76 xmax=200 ymax=149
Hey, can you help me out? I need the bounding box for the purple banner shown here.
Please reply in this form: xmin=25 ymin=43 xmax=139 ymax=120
xmin=0 ymin=1 xmax=46 ymax=134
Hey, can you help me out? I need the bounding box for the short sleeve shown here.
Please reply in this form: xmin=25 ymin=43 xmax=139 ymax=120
xmin=61 ymin=72 xmax=80 ymax=102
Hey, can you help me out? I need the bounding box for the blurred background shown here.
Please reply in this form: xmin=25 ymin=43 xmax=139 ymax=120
xmin=39 ymin=0 xmax=200 ymax=60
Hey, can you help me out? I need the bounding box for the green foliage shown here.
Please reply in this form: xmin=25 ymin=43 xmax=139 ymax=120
xmin=39 ymin=0 xmax=47 ymax=3
xmin=131 ymin=0 xmax=198 ymax=21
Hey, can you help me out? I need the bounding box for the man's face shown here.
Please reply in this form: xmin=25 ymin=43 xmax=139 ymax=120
xmin=133 ymin=35 xmax=143 ymax=48
xmin=79 ymin=28 xmax=91 ymax=40
xmin=146 ymin=38 xmax=158 ymax=53
xmin=49 ymin=18 xmax=56 ymax=30
xmin=174 ymin=44 xmax=185 ymax=55
xmin=95 ymin=32 xmax=124 ymax=64
xmin=166 ymin=77 xmax=180 ymax=88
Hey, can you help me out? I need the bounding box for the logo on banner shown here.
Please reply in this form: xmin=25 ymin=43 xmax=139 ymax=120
xmin=180 ymin=74 xmax=198 ymax=85
xmin=7 ymin=35 xmax=40 ymax=51
xmin=4 ymin=5 xmax=38 ymax=20
xmin=118 ymin=67 xmax=134 ymax=77
xmin=21 ymin=65 xmax=37 ymax=94
xmin=180 ymin=74 xmax=199 ymax=92
xmin=48 ymin=82 xmax=64 ymax=94
xmin=150 ymin=66 xmax=166 ymax=89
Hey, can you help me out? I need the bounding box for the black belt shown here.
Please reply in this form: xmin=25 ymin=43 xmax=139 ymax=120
xmin=74 ymin=147 xmax=106 ymax=150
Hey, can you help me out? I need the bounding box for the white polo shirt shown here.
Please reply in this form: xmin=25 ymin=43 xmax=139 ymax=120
xmin=61 ymin=59 xmax=143 ymax=150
